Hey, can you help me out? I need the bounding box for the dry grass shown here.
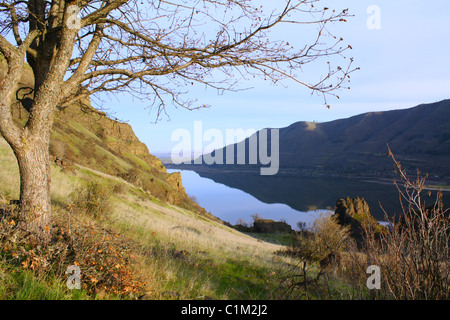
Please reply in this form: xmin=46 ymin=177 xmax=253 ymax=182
xmin=0 ymin=138 xmax=19 ymax=200
xmin=0 ymin=136 xmax=293 ymax=299
xmin=110 ymin=189 xmax=290 ymax=299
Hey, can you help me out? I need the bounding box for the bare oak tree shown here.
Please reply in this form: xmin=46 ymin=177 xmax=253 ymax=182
xmin=0 ymin=0 xmax=355 ymax=242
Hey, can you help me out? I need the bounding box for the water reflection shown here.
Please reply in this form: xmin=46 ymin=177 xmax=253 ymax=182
xmin=168 ymin=169 xmax=328 ymax=229
xmin=170 ymin=169 xmax=450 ymax=227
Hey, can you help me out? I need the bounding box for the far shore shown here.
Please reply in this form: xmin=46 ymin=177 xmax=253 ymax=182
xmin=164 ymin=162 xmax=450 ymax=192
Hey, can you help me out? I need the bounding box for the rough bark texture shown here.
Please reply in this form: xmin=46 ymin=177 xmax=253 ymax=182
xmin=15 ymin=133 xmax=52 ymax=242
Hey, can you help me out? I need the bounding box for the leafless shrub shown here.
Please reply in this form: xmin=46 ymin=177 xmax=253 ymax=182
xmin=362 ymin=147 xmax=450 ymax=300
xmin=279 ymin=148 xmax=449 ymax=300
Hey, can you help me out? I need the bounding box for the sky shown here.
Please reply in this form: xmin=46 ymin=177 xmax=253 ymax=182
xmin=101 ymin=0 xmax=450 ymax=154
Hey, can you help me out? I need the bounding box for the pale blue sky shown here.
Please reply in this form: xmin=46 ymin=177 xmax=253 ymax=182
xmin=102 ymin=0 xmax=450 ymax=154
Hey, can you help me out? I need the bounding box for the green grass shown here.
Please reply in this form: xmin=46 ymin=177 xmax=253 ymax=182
xmin=244 ymin=232 xmax=294 ymax=246
xmin=121 ymin=151 xmax=154 ymax=172
xmin=109 ymin=190 xmax=293 ymax=299
xmin=0 ymin=136 xmax=296 ymax=300
xmin=0 ymin=265 xmax=90 ymax=300
xmin=0 ymin=138 xmax=19 ymax=199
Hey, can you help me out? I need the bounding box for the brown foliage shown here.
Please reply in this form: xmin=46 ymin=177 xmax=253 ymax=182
xmin=361 ymin=147 xmax=450 ymax=300
xmin=0 ymin=201 xmax=145 ymax=298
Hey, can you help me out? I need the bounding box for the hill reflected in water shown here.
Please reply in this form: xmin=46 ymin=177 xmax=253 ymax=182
xmin=188 ymin=169 xmax=450 ymax=221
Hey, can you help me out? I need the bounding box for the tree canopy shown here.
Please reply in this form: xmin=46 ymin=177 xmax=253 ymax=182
xmin=1 ymin=0 xmax=355 ymax=116
xmin=0 ymin=0 xmax=356 ymax=241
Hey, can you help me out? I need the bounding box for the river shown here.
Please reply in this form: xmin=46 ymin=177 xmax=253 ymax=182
xmin=168 ymin=168 xmax=450 ymax=230
xmin=168 ymin=169 xmax=329 ymax=229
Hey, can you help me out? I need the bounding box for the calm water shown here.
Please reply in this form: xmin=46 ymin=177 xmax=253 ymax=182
xmin=168 ymin=168 xmax=450 ymax=230
xmin=168 ymin=169 xmax=330 ymax=229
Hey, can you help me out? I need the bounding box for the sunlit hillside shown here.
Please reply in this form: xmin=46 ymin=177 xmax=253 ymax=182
xmin=0 ymin=136 xmax=294 ymax=299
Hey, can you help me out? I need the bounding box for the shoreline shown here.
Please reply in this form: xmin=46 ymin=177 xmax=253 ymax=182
xmin=165 ymin=163 xmax=450 ymax=192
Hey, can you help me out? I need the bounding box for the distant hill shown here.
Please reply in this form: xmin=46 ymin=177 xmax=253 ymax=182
xmin=277 ymin=99 xmax=450 ymax=177
xmin=174 ymin=100 xmax=450 ymax=179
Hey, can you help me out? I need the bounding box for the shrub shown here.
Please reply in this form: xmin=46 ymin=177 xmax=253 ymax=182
xmin=0 ymin=199 xmax=145 ymax=299
xmin=52 ymin=212 xmax=146 ymax=298
xmin=284 ymin=214 xmax=350 ymax=263
xmin=279 ymin=214 xmax=351 ymax=299
xmin=361 ymin=148 xmax=450 ymax=300
xmin=71 ymin=180 xmax=112 ymax=218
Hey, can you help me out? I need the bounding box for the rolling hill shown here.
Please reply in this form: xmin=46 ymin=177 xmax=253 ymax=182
xmin=277 ymin=99 xmax=450 ymax=177
xmin=180 ymin=99 xmax=450 ymax=179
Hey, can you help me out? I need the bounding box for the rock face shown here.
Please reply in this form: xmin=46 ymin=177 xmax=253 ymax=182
xmin=55 ymin=101 xmax=166 ymax=172
xmin=49 ymin=101 xmax=203 ymax=212
xmin=1 ymin=57 xmax=210 ymax=218
xmin=166 ymin=171 xmax=185 ymax=192
xmin=334 ymin=197 xmax=385 ymax=246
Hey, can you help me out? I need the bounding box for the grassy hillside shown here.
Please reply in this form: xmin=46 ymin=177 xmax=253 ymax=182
xmin=50 ymin=100 xmax=215 ymax=216
xmin=1 ymin=55 xmax=208 ymax=218
xmin=0 ymin=137 xmax=295 ymax=300
xmin=0 ymin=61 xmax=302 ymax=300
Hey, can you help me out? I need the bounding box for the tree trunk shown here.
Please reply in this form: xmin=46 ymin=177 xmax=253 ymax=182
xmin=14 ymin=134 xmax=52 ymax=244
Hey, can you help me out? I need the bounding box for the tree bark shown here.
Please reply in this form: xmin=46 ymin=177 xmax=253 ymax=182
xmin=0 ymin=0 xmax=354 ymax=246
xmin=14 ymin=132 xmax=52 ymax=243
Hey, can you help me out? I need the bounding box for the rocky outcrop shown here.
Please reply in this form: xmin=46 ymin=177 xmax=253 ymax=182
xmin=166 ymin=171 xmax=184 ymax=192
xmin=334 ymin=197 xmax=385 ymax=246
xmin=1 ymin=58 xmax=207 ymax=217
xmin=253 ymin=218 xmax=292 ymax=233
xmin=50 ymin=101 xmax=202 ymax=212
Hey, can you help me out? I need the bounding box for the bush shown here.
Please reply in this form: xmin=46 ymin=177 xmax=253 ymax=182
xmin=284 ymin=214 xmax=350 ymax=263
xmin=71 ymin=180 xmax=112 ymax=218
xmin=279 ymin=214 xmax=351 ymax=299
xmin=51 ymin=212 xmax=146 ymax=297
xmin=0 ymin=196 xmax=145 ymax=299
xmin=361 ymin=148 xmax=450 ymax=300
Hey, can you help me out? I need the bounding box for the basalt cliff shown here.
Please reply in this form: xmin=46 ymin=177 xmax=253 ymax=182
xmin=1 ymin=57 xmax=210 ymax=218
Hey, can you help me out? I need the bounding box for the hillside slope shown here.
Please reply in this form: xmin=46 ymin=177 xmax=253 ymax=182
xmin=0 ymin=71 xmax=296 ymax=299
xmin=48 ymin=99 xmax=204 ymax=213
xmin=0 ymin=137 xmax=290 ymax=300
xmin=183 ymin=100 xmax=450 ymax=179
xmin=1 ymin=53 xmax=207 ymax=216
xmin=278 ymin=99 xmax=450 ymax=176
xmin=1 ymin=59 xmax=300 ymax=299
